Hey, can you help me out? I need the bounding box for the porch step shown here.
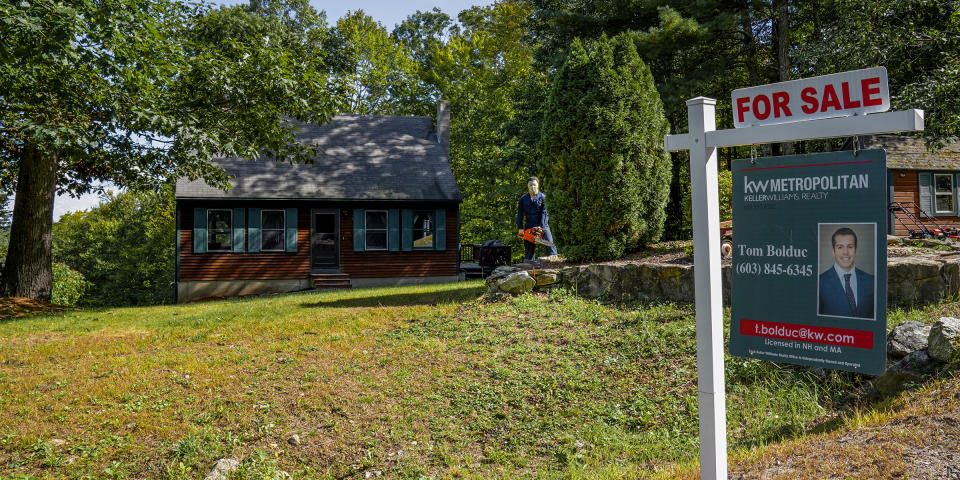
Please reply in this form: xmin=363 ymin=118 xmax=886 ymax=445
xmin=310 ymin=273 xmax=352 ymax=290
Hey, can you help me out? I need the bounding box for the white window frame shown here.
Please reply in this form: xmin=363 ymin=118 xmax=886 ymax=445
xmin=412 ymin=210 xmax=434 ymax=249
xmin=934 ymin=173 xmax=955 ymax=214
xmin=207 ymin=209 xmax=233 ymax=252
xmin=365 ymin=210 xmax=388 ymax=251
xmin=261 ymin=209 xmax=286 ymax=251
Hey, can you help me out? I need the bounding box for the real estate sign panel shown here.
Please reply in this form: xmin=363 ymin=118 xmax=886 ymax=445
xmin=729 ymin=150 xmax=887 ymax=375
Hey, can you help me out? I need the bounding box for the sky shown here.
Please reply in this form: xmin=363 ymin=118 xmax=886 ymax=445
xmin=40 ymin=0 xmax=485 ymax=220
xmin=309 ymin=0 xmax=482 ymax=30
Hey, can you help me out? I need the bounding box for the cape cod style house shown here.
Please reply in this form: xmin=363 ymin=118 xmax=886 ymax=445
xmin=174 ymin=102 xmax=461 ymax=302
xmin=863 ymin=135 xmax=960 ymax=237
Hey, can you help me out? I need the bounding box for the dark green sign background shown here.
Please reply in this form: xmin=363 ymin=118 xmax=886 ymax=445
xmin=730 ymin=150 xmax=887 ymax=375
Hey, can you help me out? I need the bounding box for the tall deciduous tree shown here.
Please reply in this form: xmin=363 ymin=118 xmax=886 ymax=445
xmin=423 ymin=1 xmax=543 ymax=248
xmin=540 ymin=33 xmax=672 ymax=261
xmin=328 ymin=11 xmax=424 ymax=115
xmin=0 ymin=0 xmax=337 ymax=300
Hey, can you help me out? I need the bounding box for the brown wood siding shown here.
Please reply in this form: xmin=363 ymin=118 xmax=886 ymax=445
xmin=890 ymin=170 xmax=960 ymax=236
xmin=179 ymin=203 xmax=310 ymax=281
xmin=178 ymin=201 xmax=458 ymax=281
xmin=340 ymin=206 xmax=458 ymax=278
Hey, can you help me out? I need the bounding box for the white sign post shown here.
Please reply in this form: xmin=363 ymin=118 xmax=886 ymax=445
xmin=664 ymin=70 xmax=923 ymax=480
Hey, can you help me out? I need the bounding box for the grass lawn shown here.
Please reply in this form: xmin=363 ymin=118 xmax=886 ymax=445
xmin=0 ymin=282 xmax=952 ymax=479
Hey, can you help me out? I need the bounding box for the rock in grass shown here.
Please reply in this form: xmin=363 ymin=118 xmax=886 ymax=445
xmin=887 ymin=321 xmax=931 ymax=358
xmin=205 ymin=458 xmax=240 ymax=480
xmin=928 ymin=317 xmax=960 ymax=362
xmin=875 ymin=350 xmax=937 ymax=395
xmin=497 ymin=271 xmax=536 ymax=294
xmin=287 ymin=434 xmax=300 ymax=446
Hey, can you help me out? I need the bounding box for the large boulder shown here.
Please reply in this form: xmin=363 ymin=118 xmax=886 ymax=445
xmin=485 ymin=266 xmax=521 ymax=287
xmin=531 ymin=269 xmax=559 ymax=286
xmin=887 ymin=257 xmax=945 ymax=306
xmin=875 ymin=350 xmax=938 ymax=395
xmin=886 ymin=321 xmax=931 ymax=358
xmin=497 ymin=271 xmax=536 ymax=294
xmin=556 ymin=263 xmax=695 ymax=303
xmin=939 ymin=255 xmax=960 ymax=298
xmin=928 ymin=317 xmax=960 ymax=362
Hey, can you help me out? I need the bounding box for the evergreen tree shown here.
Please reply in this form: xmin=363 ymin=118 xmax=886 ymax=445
xmin=540 ymin=33 xmax=671 ymax=261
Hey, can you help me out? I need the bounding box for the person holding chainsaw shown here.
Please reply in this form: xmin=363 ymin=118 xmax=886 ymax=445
xmin=517 ymin=176 xmax=558 ymax=261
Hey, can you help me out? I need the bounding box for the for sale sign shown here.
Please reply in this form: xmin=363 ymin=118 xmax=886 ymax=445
xmin=729 ymin=150 xmax=888 ymax=375
xmin=732 ymin=67 xmax=889 ymax=128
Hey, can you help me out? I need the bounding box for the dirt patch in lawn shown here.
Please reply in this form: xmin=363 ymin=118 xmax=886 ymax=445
xmin=723 ymin=374 xmax=960 ymax=480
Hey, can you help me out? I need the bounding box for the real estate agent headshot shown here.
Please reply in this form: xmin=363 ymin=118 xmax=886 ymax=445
xmin=817 ymin=224 xmax=875 ymax=319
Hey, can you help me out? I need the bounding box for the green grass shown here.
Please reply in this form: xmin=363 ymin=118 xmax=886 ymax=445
xmin=0 ymin=282 xmax=929 ymax=479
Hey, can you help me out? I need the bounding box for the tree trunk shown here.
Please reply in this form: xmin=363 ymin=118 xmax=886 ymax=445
xmin=1 ymin=144 xmax=57 ymax=301
xmin=775 ymin=0 xmax=794 ymax=155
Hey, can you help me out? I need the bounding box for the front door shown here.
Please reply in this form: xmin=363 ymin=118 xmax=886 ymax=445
xmin=311 ymin=209 xmax=339 ymax=270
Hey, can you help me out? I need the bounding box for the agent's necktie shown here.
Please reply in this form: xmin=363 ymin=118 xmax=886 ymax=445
xmin=844 ymin=273 xmax=857 ymax=314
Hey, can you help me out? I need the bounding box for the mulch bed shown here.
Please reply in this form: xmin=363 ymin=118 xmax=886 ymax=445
xmin=0 ymin=297 xmax=70 ymax=320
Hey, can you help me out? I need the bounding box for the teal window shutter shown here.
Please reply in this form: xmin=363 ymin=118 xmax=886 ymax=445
xmin=388 ymin=209 xmax=400 ymax=251
xmin=401 ymin=209 xmax=414 ymax=251
xmin=353 ymin=209 xmax=365 ymax=252
xmin=247 ymin=208 xmax=261 ymax=252
xmin=285 ymin=208 xmax=298 ymax=252
xmin=193 ymin=208 xmax=207 ymax=253
xmin=232 ymin=208 xmax=245 ymax=252
xmin=434 ymin=208 xmax=446 ymax=251
xmin=918 ymin=172 xmax=933 ymax=218
xmin=954 ymin=173 xmax=960 ymax=216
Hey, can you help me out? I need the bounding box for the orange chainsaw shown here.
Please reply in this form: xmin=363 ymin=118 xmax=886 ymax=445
xmin=518 ymin=227 xmax=555 ymax=247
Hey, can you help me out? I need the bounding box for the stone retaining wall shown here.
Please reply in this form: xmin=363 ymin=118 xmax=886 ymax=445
xmin=555 ymin=254 xmax=960 ymax=306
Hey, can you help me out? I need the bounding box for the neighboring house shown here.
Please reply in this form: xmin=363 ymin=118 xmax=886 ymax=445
xmin=174 ymin=102 xmax=461 ymax=302
xmin=863 ymin=135 xmax=960 ymax=236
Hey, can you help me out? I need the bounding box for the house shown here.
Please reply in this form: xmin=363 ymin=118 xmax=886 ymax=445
xmin=863 ymin=135 xmax=960 ymax=236
xmin=174 ymin=102 xmax=462 ymax=302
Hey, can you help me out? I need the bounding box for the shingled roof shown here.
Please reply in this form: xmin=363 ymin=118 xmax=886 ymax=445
xmin=175 ymin=114 xmax=461 ymax=201
xmin=863 ymin=135 xmax=960 ymax=171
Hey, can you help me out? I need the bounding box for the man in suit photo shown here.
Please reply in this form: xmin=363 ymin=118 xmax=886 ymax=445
xmin=818 ymin=226 xmax=875 ymax=319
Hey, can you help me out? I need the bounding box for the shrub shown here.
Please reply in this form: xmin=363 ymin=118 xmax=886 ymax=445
xmin=540 ymin=33 xmax=672 ymax=261
xmin=53 ymin=187 xmax=175 ymax=306
xmin=51 ymin=262 xmax=90 ymax=306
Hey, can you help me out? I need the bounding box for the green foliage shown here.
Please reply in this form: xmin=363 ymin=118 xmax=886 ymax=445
xmin=53 ymin=188 xmax=175 ymax=306
xmin=540 ymin=33 xmax=672 ymax=261
xmin=1 ymin=0 xmax=338 ymax=299
xmin=719 ymin=168 xmax=733 ymax=222
xmin=412 ymin=1 xmax=541 ymax=251
xmin=51 ymin=262 xmax=90 ymax=306
xmin=0 ymin=192 xmax=10 ymax=230
xmin=328 ymin=11 xmax=425 ymax=115
xmin=793 ymin=0 xmax=960 ymax=144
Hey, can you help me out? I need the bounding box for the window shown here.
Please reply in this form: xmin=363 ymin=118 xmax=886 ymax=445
xmin=262 ymin=210 xmax=285 ymax=251
xmin=412 ymin=211 xmax=434 ymax=248
xmin=207 ymin=209 xmax=232 ymax=252
xmin=365 ymin=210 xmax=388 ymax=250
xmin=935 ymin=173 xmax=954 ymax=214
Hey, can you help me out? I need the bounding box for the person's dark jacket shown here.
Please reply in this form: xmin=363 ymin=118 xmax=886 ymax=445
xmin=517 ymin=192 xmax=549 ymax=229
